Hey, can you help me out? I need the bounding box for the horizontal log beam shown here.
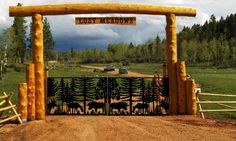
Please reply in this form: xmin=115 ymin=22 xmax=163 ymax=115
xmin=197 ymin=101 xmax=236 ymax=104
xmin=3 ymin=92 xmax=23 ymax=124
xmin=9 ymin=4 xmax=196 ymax=17
xmin=0 ymin=114 xmax=21 ymax=124
xmin=217 ymin=103 xmax=236 ymax=109
xmin=199 ymin=93 xmax=236 ymax=97
xmin=199 ymin=109 xmax=236 ymax=112
xmin=0 ymin=105 xmax=16 ymax=112
xmin=0 ymin=95 xmax=8 ymax=100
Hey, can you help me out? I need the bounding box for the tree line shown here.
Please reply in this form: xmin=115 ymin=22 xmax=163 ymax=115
xmin=178 ymin=14 xmax=236 ymax=67
xmin=56 ymin=36 xmax=165 ymax=64
xmin=1 ymin=3 xmax=236 ymax=68
xmin=59 ymin=14 xmax=236 ymax=67
xmin=0 ymin=3 xmax=55 ymax=66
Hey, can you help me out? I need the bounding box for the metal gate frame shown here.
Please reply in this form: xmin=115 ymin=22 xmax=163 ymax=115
xmin=46 ymin=76 xmax=169 ymax=116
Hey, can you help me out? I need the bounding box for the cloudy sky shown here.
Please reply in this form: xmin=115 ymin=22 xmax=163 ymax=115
xmin=0 ymin=0 xmax=235 ymax=51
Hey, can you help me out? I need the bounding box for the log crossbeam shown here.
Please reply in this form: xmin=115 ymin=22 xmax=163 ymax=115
xmin=9 ymin=4 xmax=196 ymax=17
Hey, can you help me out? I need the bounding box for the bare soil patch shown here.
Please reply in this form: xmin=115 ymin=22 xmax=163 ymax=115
xmin=80 ymin=65 xmax=154 ymax=77
xmin=0 ymin=115 xmax=235 ymax=141
xmin=1 ymin=65 xmax=235 ymax=141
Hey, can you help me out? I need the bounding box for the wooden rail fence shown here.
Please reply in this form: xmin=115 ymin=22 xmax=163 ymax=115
xmin=0 ymin=92 xmax=22 ymax=124
xmin=196 ymin=92 xmax=236 ymax=119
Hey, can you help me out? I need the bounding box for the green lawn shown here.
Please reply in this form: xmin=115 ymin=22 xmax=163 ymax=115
xmin=0 ymin=63 xmax=235 ymax=121
xmin=0 ymin=65 xmax=116 ymax=102
xmin=123 ymin=63 xmax=236 ymax=94
xmin=187 ymin=66 xmax=236 ymax=121
xmin=125 ymin=63 xmax=163 ymax=75
xmin=49 ymin=65 xmax=114 ymax=77
xmin=0 ymin=68 xmax=26 ymax=104
xmin=88 ymin=63 xmax=163 ymax=75
xmin=127 ymin=63 xmax=236 ymax=121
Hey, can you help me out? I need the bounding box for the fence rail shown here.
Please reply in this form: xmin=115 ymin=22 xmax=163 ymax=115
xmin=197 ymin=101 xmax=236 ymax=104
xmin=199 ymin=109 xmax=236 ymax=112
xmin=196 ymin=92 xmax=236 ymax=119
xmin=0 ymin=92 xmax=22 ymax=124
xmin=198 ymin=93 xmax=236 ymax=97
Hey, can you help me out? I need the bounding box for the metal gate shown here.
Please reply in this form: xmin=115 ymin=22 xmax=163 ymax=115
xmin=46 ymin=77 xmax=169 ymax=115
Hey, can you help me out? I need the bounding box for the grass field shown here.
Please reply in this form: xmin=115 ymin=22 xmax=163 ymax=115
xmin=129 ymin=63 xmax=236 ymax=121
xmin=0 ymin=68 xmax=25 ymax=104
xmin=0 ymin=63 xmax=235 ymax=121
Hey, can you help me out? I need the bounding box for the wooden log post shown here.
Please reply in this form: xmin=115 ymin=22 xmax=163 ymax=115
xmin=18 ymin=83 xmax=28 ymax=122
xmin=33 ymin=14 xmax=45 ymax=120
xmin=44 ymin=66 xmax=48 ymax=115
xmin=166 ymin=14 xmax=178 ymax=114
xmin=26 ymin=64 xmax=35 ymax=121
xmin=186 ymin=79 xmax=197 ymax=115
xmin=153 ymin=76 xmax=162 ymax=114
xmin=162 ymin=63 xmax=168 ymax=77
xmin=177 ymin=61 xmax=187 ymax=114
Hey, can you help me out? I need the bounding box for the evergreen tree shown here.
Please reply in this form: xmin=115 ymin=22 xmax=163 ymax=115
xmin=120 ymin=78 xmax=142 ymax=114
xmin=27 ymin=21 xmax=33 ymax=59
xmin=12 ymin=3 xmax=27 ymax=63
xmin=0 ymin=27 xmax=15 ymax=63
xmin=76 ymin=77 xmax=96 ymax=113
xmin=43 ymin=17 xmax=55 ymax=61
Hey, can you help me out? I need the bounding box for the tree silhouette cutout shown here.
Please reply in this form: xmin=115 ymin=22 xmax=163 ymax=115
xmin=120 ymin=77 xmax=142 ymax=114
xmin=76 ymin=77 xmax=96 ymax=114
xmin=47 ymin=78 xmax=59 ymax=113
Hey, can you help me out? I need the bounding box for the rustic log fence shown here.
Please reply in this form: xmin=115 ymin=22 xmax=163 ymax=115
xmin=196 ymin=92 xmax=236 ymax=119
xmin=0 ymin=92 xmax=22 ymax=124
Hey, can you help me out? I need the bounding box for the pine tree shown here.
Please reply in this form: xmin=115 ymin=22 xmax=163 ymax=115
xmin=120 ymin=78 xmax=142 ymax=114
xmin=27 ymin=21 xmax=33 ymax=59
xmin=76 ymin=77 xmax=96 ymax=114
xmin=43 ymin=17 xmax=55 ymax=61
xmin=12 ymin=3 xmax=27 ymax=63
xmin=56 ymin=78 xmax=66 ymax=113
xmin=0 ymin=27 xmax=14 ymax=63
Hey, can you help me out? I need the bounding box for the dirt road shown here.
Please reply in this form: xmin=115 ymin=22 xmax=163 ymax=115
xmin=80 ymin=65 xmax=154 ymax=77
xmin=0 ymin=116 xmax=235 ymax=141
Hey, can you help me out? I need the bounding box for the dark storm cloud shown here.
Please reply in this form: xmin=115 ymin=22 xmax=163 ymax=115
xmin=55 ymin=35 xmax=109 ymax=51
xmin=1 ymin=0 xmax=236 ymax=51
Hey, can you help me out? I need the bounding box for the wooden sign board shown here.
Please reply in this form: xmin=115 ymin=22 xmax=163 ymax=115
xmin=75 ymin=17 xmax=136 ymax=25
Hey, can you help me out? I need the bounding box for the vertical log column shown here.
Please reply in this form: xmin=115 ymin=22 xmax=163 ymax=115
xmin=26 ymin=64 xmax=35 ymax=120
xmin=162 ymin=63 xmax=168 ymax=78
xmin=33 ymin=14 xmax=45 ymax=120
xmin=186 ymin=79 xmax=197 ymax=115
xmin=177 ymin=61 xmax=187 ymax=114
xmin=18 ymin=83 xmax=28 ymax=122
xmin=44 ymin=67 xmax=48 ymax=115
xmin=166 ymin=14 xmax=178 ymax=114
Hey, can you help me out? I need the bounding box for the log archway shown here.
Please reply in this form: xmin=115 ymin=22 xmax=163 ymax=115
xmin=9 ymin=4 xmax=197 ymax=119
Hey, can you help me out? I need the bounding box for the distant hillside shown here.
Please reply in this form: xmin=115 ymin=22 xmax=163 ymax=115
xmin=177 ymin=14 xmax=236 ymax=66
xmin=43 ymin=13 xmax=236 ymax=67
xmin=179 ymin=14 xmax=236 ymax=42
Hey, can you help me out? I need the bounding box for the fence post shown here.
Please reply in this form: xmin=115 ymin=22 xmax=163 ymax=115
xmin=186 ymin=79 xmax=197 ymax=115
xmin=33 ymin=14 xmax=45 ymax=120
xmin=26 ymin=64 xmax=35 ymax=121
xmin=44 ymin=66 xmax=48 ymax=115
xmin=166 ymin=14 xmax=178 ymax=114
xmin=18 ymin=83 xmax=28 ymax=122
xmin=196 ymin=92 xmax=205 ymax=119
xmin=0 ymin=60 xmax=2 ymax=80
xmin=162 ymin=63 xmax=168 ymax=77
xmin=177 ymin=61 xmax=187 ymax=114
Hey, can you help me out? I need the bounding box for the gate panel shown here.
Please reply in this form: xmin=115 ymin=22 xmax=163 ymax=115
xmin=47 ymin=77 xmax=168 ymax=115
